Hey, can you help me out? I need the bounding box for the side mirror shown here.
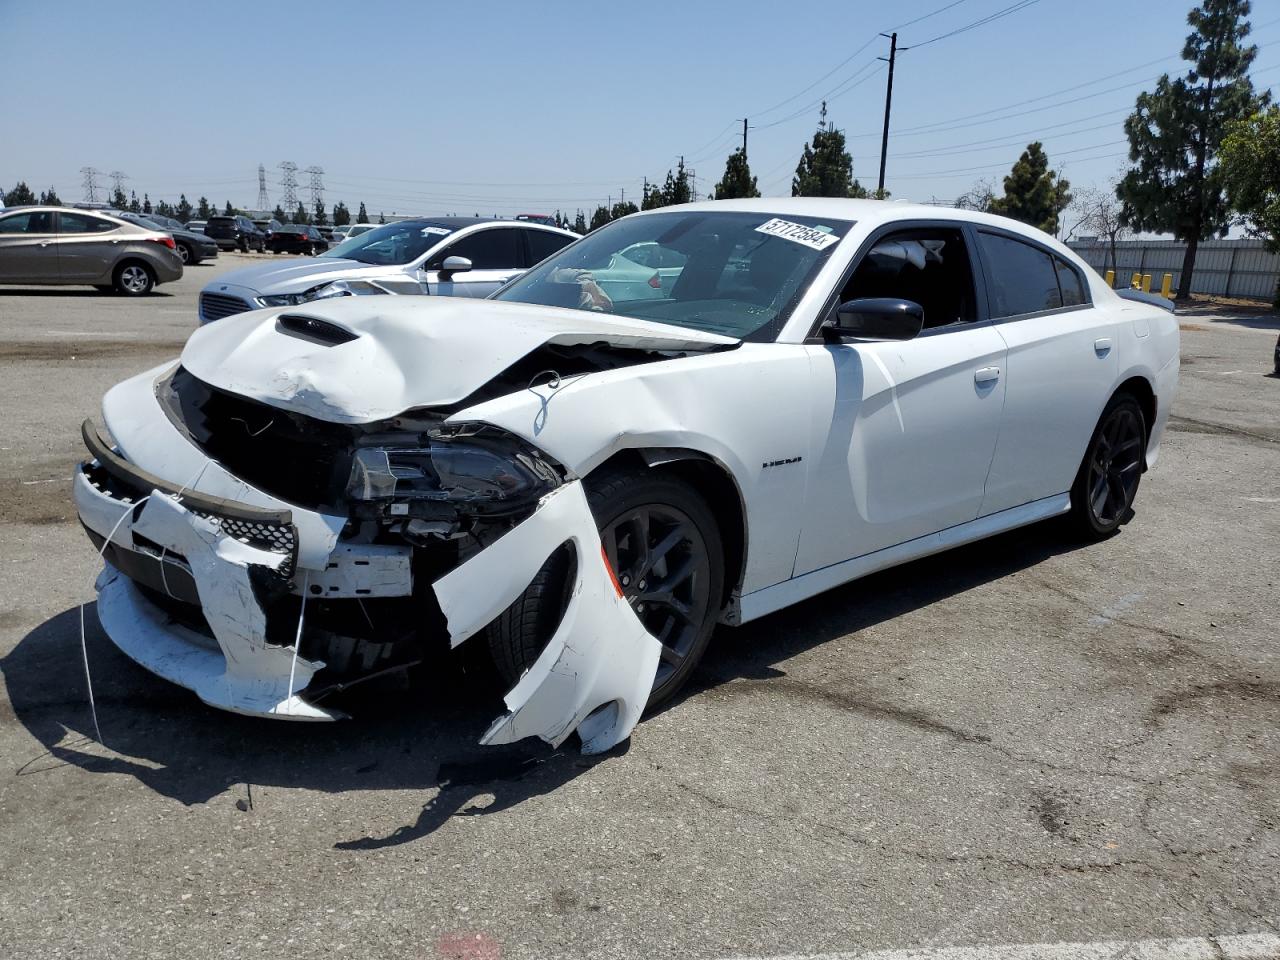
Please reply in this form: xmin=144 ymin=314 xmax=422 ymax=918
xmin=827 ymin=297 xmax=924 ymax=341
xmin=439 ymin=255 xmax=472 ymax=276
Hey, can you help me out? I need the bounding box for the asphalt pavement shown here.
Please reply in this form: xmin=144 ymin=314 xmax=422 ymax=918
xmin=0 ymin=258 xmax=1277 ymax=959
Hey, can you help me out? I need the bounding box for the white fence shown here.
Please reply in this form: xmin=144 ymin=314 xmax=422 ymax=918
xmin=1067 ymin=238 xmax=1280 ymax=300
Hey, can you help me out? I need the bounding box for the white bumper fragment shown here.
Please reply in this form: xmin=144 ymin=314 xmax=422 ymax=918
xmin=94 ymin=493 xmax=336 ymax=720
xmin=433 ymin=481 xmax=661 ymax=754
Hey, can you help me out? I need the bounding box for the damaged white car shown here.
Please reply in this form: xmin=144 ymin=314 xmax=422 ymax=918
xmin=75 ymin=199 xmax=1179 ymax=753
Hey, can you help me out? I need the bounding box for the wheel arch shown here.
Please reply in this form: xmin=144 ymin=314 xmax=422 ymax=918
xmin=585 ymin=447 xmax=748 ymax=624
xmin=1112 ymin=374 xmax=1156 ymax=466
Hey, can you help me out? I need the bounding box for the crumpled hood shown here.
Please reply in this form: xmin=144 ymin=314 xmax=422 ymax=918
xmin=206 ymin=257 xmax=403 ymax=295
xmin=180 ymin=296 xmax=738 ymax=424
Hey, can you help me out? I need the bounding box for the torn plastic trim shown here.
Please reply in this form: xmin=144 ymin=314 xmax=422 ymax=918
xmin=97 ymin=492 xmax=338 ymax=720
xmin=433 ymin=480 xmax=660 ymax=755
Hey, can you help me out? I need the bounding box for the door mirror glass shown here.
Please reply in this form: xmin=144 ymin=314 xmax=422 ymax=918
xmin=440 ymin=255 xmax=472 ymax=275
xmin=830 ymin=298 xmax=924 ymax=340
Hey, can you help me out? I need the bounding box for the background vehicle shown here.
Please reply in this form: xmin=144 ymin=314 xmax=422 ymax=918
xmin=342 ymin=223 xmax=377 ymax=240
xmin=204 ymin=215 xmax=266 ymax=252
xmin=252 ymin=218 xmax=283 ymax=245
xmin=267 ymin=224 xmax=326 ymax=255
xmin=198 ymin=218 xmax=576 ymax=322
xmin=330 ymin=226 xmax=350 ymax=244
xmin=0 ymin=206 xmax=182 ymax=294
xmin=111 ymin=211 xmax=219 ymax=265
xmin=186 ymin=220 xmax=207 ymax=234
xmin=317 ymin=225 xmax=336 ymax=247
xmin=515 ymin=213 xmax=558 ymax=227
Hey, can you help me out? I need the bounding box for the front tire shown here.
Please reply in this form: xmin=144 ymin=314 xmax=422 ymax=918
xmin=1067 ymin=393 xmax=1146 ymax=539
xmin=177 ymin=243 xmax=192 ymax=265
xmin=486 ymin=467 xmax=724 ymax=709
xmin=113 ymin=261 xmax=154 ymax=296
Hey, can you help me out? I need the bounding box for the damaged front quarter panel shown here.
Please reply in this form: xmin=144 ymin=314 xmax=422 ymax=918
xmin=433 ymin=480 xmax=661 ymax=755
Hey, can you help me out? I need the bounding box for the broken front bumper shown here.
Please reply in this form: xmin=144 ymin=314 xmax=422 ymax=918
xmin=75 ymin=368 xmax=660 ymax=751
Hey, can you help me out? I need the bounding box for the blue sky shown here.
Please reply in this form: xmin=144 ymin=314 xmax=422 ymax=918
xmin=2 ymin=0 xmax=1278 ymax=223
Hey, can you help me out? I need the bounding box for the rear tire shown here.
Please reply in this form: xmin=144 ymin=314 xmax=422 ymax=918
xmin=486 ymin=467 xmax=724 ymax=709
xmin=1067 ymin=392 xmax=1146 ymax=540
xmin=177 ymin=243 xmax=191 ymax=265
xmin=113 ymin=261 xmax=154 ymax=296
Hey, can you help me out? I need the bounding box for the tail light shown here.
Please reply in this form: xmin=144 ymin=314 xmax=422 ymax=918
xmin=148 ymin=236 xmax=176 ymax=250
xmin=648 ymin=273 xmax=662 ymax=289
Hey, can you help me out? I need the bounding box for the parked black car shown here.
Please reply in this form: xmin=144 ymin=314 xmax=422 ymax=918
xmin=205 ymin=215 xmax=266 ymax=253
xmin=268 ymin=224 xmax=326 ymax=255
xmin=110 ymin=211 xmax=219 ymax=265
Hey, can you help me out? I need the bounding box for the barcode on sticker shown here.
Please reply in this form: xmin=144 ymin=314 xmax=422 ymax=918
xmin=754 ymin=218 xmax=839 ymax=250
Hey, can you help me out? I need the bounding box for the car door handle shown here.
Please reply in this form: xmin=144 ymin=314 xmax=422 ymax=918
xmin=974 ymin=366 xmax=1001 ymax=384
xmin=1094 ymin=337 xmax=1112 ymax=356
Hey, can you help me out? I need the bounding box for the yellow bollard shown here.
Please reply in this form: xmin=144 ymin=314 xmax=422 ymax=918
xmin=1131 ymin=273 xmax=1142 ymax=289
xmin=1161 ymin=273 xmax=1173 ymax=298
xmin=1141 ymin=274 xmax=1152 ymax=292
xmin=1105 ymin=269 xmax=1116 ymax=288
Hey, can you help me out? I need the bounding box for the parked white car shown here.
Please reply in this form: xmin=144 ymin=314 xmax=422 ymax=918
xmin=75 ymin=199 xmax=1178 ymax=754
xmin=196 ymin=217 xmax=577 ymax=323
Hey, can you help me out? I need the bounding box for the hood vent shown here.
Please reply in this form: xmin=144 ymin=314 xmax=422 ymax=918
xmin=276 ymin=313 xmax=359 ymax=346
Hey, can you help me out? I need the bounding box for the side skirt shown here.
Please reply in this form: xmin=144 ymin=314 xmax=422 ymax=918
xmin=739 ymin=493 xmax=1070 ymax=623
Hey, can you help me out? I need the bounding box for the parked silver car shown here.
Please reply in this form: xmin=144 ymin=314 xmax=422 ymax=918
xmin=197 ymin=217 xmax=576 ymax=323
xmin=0 ymin=207 xmax=183 ymax=295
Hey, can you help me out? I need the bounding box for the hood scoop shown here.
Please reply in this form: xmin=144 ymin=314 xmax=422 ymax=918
xmin=276 ymin=313 xmax=360 ymax=346
xmin=181 ymin=295 xmax=737 ymax=424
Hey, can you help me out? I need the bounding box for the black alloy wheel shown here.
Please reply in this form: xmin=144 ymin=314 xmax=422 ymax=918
xmin=1069 ymin=393 xmax=1146 ymax=538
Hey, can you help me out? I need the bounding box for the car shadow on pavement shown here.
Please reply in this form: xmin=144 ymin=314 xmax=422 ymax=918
xmin=2 ymin=519 xmax=1082 ymax=848
xmin=0 ymin=289 xmax=174 ymax=298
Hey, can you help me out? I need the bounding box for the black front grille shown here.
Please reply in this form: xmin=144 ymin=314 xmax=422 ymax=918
xmin=200 ymin=292 xmax=252 ymax=321
xmin=160 ymin=366 xmax=356 ymax=509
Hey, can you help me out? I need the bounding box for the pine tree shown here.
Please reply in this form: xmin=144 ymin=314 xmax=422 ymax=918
xmin=610 ymin=199 xmax=638 ymax=220
xmin=357 ymin=201 xmax=369 ymax=223
xmin=273 ymin=204 xmax=286 ymax=222
xmin=642 ymin=180 xmax=664 ymax=210
xmin=989 ymin=142 xmax=1072 ymax=233
xmin=588 ymin=205 xmax=611 ymax=231
xmin=176 ymin=194 xmax=193 ymax=223
xmin=197 ymin=197 xmax=213 ymax=219
xmin=662 ymin=158 xmax=692 ymax=205
xmin=111 ymin=186 xmax=127 ymax=209
xmin=223 ymin=201 xmax=234 ymax=216
xmin=4 ymin=181 xmax=36 ymax=205
xmin=295 ymin=202 xmax=310 ymax=224
xmin=39 ymin=187 xmax=62 ymax=206
xmin=1117 ymin=0 xmax=1267 ymax=298
xmin=128 ymin=190 xmax=141 ymax=213
xmin=313 ymin=199 xmax=328 ymax=226
xmin=573 ymin=209 xmax=587 ymax=233
xmin=715 ymin=148 xmax=761 ymax=200
xmin=792 ymin=110 xmax=867 ymax=198
xmin=332 ymin=201 xmax=350 ymax=226
xmin=142 ymin=194 xmax=152 ymax=214
xmin=377 ymin=211 xmax=386 ymax=224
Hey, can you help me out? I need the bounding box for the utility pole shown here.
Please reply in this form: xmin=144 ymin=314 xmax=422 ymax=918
xmin=742 ymin=117 xmax=749 ymax=160
xmin=877 ymin=32 xmax=898 ymax=198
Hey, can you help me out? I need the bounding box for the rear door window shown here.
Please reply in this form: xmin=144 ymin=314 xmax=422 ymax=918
xmin=525 ymin=229 xmax=574 ymax=266
xmin=58 ymin=213 xmax=118 ymax=234
xmin=439 ymin=227 xmax=520 ymax=269
xmin=977 ymin=232 xmax=1063 ymax=317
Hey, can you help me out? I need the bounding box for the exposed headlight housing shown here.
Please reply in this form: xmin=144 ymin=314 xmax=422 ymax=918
xmin=346 ymin=426 xmax=563 ymax=510
xmin=259 ymin=280 xmax=387 ymax=308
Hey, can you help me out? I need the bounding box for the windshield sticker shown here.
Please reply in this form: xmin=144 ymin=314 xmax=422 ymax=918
xmin=421 ymin=226 xmax=452 ymax=236
xmin=754 ymin=218 xmax=840 ymax=251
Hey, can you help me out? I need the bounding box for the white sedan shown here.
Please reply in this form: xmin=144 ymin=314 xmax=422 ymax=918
xmin=74 ymin=198 xmax=1178 ymax=753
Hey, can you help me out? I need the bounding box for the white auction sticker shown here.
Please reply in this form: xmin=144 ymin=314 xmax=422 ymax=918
xmin=421 ymin=226 xmax=452 ymax=236
xmin=754 ymin=218 xmax=840 ymax=250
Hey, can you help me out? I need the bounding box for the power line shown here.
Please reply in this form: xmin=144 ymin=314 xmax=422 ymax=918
xmin=902 ymin=0 xmax=1042 ymax=50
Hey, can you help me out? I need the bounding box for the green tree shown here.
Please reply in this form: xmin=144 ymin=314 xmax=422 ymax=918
xmin=128 ymin=190 xmax=141 ymax=213
xmin=294 ymin=202 xmax=310 ymax=224
xmin=313 ymin=199 xmax=328 ymax=225
xmin=662 ymin=158 xmax=692 ymax=205
xmin=714 ymin=147 xmax=760 ymax=200
xmin=155 ymin=199 xmax=173 ymax=218
xmin=1220 ymin=105 xmax=1280 ymax=302
xmin=197 ymin=197 xmax=213 ymax=219
xmin=641 ymin=180 xmax=665 ymax=210
xmin=588 ymin=204 xmax=611 ymax=231
xmin=792 ymin=115 xmax=867 ymax=198
xmin=377 ymin=211 xmax=386 ymax=224
xmin=610 ymin=199 xmax=638 ymax=220
xmin=1117 ymin=0 xmax=1267 ymax=298
xmin=142 ymin=194 xmax=152 ymax=214
xmin=273 ymin=204 xmax=286 ymax=222
xmin=573 ymin=209 xmax=587 ymax=233
xmin=332 ymin=201 xmax=350 ymax=226
xmin=989 ymin=142 xmax=1072 ymax=233
xmin=223 ymin=200 xmax=235 ymax=215
xmin=111 ymin=186 xmax=127 ymax=209
xmin=176 ymin=194 xmax=193 ymax=223
xmin=357 ymin=201 xmax=369 ymax=223
xmin=39 ymin=186 xmax=62 ymax=206
xmin=4 ymin=181 xmax=36 ymax=205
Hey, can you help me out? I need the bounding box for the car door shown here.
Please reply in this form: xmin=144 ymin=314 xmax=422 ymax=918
xmin=0 ymin=210 xmax=59 ymax=282
xmin=974 ymin=230 xmax=1119 ymax=515
xmin=426 ymin=226 xmax=524 ymax=298
xmin=794 ymin=224 xmax=1009 ymax=576
xmin=57 ymin=211 xmax=124 ymax=281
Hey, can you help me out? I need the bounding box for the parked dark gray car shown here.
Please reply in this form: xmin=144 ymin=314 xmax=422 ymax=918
xmin=110 ymin=211 xmax=219 ymax=265
xmin=0 ymin=206 xmax=183 ymax=295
